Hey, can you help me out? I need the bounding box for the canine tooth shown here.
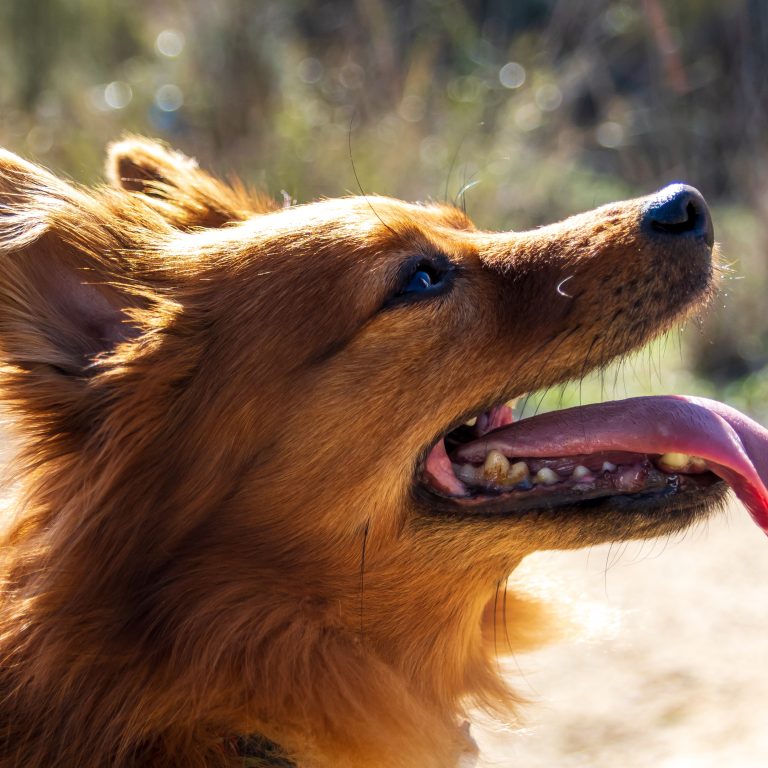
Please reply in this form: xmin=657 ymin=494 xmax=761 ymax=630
xmin=602 ymin=461 xmax=617 ymax=473
xmin=464 ymin=416 xmax=477 ymax=427
xmin=483 ymin=450 xmax=510 ymax=481
xmin=506 ymin=461 xmax=530 ymax=485
xmin=572 ymin=465 xmax=591 ymax=480
xmin=534 ymin=467 xmax=559 ymax=485
xmin=658 ymin=452 xmax=691 ymax=470
xmin=505 ymin=398 xmax=518 ymax=409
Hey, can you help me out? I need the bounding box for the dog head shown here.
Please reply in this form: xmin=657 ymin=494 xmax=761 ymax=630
xmin=0 ymin=140 xmax=762 ymax=768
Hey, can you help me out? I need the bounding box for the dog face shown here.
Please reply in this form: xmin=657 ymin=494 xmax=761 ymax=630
xmin=104 ymin=140 xmax=721 ymax=557
xmin=0 ymin=140 xmax=763 ymax=768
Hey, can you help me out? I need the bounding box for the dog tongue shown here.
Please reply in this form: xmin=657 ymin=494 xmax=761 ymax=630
xmin=456 ymin=396 xmax=768 ymax=535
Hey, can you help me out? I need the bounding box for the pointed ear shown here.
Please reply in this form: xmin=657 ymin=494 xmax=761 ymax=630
xmin=0 ymin=149 xmax=149 ymax=383
xmin=106 ymin=136 xmax=276 ymax=228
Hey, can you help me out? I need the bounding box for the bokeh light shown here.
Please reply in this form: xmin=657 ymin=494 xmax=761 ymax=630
xmin=155 ymin=29 xmax=185 ymax=58
xmin=154 ymin=84 xmax=183 ymax=112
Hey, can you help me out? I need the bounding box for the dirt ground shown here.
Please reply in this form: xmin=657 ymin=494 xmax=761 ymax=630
xmin=473 ymin=499 xmax=768 ymax=768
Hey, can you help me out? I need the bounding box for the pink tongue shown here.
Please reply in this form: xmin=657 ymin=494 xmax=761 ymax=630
xmin=456 ymin=396 xmax=768 ymax=535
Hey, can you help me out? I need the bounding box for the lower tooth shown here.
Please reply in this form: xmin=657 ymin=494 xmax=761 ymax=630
xmin=483 ymin=449 xmax=510 ymax=481
xmin=658 ymin=452 xmax=692 ymax=470
xmin=464 ymin=416 xmax=477 ymax=427
xmin=534 ymin=467 xmax=559 ymax=486
xmin=506 ymin=461 xmax=530 ymax=485
xmin=602 ymin=461 xmax=617 ymax=473
xmin=572 ymin=465 xmax=591 ymax=480
xmin=453 ymin=463 xmax=482 ymax=483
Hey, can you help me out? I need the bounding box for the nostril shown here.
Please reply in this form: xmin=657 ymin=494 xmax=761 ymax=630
xmin=655 ymin=200 xmax=697 ymax=234
xmin=644 ymin=183 xmax=714 ymax=247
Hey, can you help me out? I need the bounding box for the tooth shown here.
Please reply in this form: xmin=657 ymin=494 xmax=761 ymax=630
xmin=689 ymin=457 xmax=707 ymax=472
xmin=464 ymin=416 xmax=477 ymax=427
xmin=505 ymin=398 xmax=518 ymax=410
xmin=506 ymin=461 xmax=530 ymax=485
xmin=534 ymin=467 xmax=559 ymax=485
xmin=572 ymin=465 xmax=591 ymax=480
xmin=658 ymin=452 xmax=691 ymax=470
xmin=453 ymin=463 xmax=482 ymax=483
xmin=602 ymin=461 xmax=617 ymax=473
xmin=483 ymin=449 xmax=510 ymax=481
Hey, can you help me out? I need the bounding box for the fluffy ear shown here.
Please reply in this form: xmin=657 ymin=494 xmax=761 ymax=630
xmin=0 ymin=149 xmax=149 ymax=383
xmin=106 ymin=136 xmax=276 ymax=228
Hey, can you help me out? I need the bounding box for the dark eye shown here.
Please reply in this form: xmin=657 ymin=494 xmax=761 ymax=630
xmin=397 ymin=261 xmax=447 ymax=298
xmin=384 ymin=255 xmax=455 ymax=309
xmin=404 ymin=269 xmax=435 ymax=293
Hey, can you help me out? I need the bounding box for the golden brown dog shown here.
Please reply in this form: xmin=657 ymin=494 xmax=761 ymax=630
xmin=0 ymin=138 xmax=766 ymax=768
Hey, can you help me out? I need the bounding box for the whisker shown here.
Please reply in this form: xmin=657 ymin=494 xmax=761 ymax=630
xmin=456 ymin=179 xmax=482 ymax=209
xmin=578 ymin=333 xmax=599 ymax=408
xmin=359 ymin=520 xmax=370 ymax=642
xmin=444 ymin=125 xmax=476 ymax=203
xmin=348 ymin=114 xmax=398 ymax=238
xmin=493 ymin=580 xmax=501 ymax=668
xmin=502 ymin=578 xmax=512 ymax=652
xmin=603 ymin=541 xmax=614 ymax=598
xmin=533 ymin=386 xmax=553 ymax=416
xmin=556 ymin=275 xmax=575 ymax=298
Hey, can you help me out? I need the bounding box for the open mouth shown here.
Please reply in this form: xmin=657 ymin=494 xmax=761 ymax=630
xmin=421 ymin=396 xmax=768 ymax=534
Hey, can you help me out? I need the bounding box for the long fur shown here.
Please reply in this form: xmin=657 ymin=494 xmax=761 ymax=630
xmin=0 ymin=139 xmax=714 ymax=767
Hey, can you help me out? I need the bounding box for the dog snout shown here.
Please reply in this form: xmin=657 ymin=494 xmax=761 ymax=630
xmin=643 ymin=183 xmax=714 ymax=248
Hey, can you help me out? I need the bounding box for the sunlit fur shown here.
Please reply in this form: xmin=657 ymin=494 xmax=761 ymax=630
xmin=0 ymin=139 xmax=715 ymax=768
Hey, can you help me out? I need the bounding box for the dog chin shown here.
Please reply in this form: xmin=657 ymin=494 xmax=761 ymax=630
xmin=416 ymin=472 xmax=729 ymax=549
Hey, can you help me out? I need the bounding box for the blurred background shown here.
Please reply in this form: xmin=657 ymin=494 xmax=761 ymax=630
xmin=1 ymin=1 xmax=767 ymax=766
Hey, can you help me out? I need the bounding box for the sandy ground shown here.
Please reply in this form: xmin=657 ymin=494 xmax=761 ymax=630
xmin=473 ymin=500 xmax=768 ymax=768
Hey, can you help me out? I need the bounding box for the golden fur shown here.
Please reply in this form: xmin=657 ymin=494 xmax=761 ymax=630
xmin=0 ymin=139 xmax=715 ymax=767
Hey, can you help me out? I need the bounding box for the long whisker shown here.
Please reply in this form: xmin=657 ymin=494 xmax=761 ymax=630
xmin=348 ymin=114 xmax=398 ymax=238
xmin=493 ymin=580 xmax=501 ymax=668
xmin=502 ymin=578 xmax=512 ymax=652
xmin=517 ymin=325 xmax=582 ymax=419
xmin=359 ymin=520 xmax=370 ymax=642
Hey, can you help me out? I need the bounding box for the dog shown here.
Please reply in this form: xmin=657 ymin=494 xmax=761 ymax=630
xmin=0 ymin=138 xmax=765 ymax=768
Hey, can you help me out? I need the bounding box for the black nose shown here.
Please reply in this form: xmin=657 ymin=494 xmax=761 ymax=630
xmin=643 ymin=184 xmax=714 ymax=247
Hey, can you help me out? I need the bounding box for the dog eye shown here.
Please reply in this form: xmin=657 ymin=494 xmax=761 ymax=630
xmin=398 ymin=261 xmax=447 ymax=297
xmin=383 ymin=256 xmax=455 ymax=309
xmin=404 ymin=268 xmax=436 ymax=293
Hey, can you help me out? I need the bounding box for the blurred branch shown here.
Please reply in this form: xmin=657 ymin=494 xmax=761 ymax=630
xmin=642 ymin=0 xmax=688 ymax=93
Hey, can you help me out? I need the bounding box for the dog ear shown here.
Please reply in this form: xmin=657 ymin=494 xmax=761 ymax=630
xmin=0 ymin=149 xmax=152 ymax=383
xmin=106 ymin=136 xmax=276 ymax=228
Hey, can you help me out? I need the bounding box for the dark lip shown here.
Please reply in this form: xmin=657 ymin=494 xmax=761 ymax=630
xmin=414 ymin=469 xmax=728 ymax=525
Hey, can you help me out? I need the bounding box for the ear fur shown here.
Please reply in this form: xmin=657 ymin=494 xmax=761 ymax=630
xmin=0 ymin=149 xmax=152 ymax=381
xmin=106 ymin=136 xmax=277 ymax=228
